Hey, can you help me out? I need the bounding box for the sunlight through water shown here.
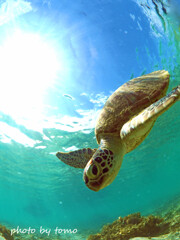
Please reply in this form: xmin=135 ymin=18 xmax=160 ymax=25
xmin=0 ymin=29 xmax=61 ymax=121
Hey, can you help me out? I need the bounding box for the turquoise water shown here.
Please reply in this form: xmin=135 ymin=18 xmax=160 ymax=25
xmin=0 ymin=0 xmax=180 ymax=239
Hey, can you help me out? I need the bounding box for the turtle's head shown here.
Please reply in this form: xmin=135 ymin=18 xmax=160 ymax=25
xmin=83 ymin=146 xmax=124 ymax=191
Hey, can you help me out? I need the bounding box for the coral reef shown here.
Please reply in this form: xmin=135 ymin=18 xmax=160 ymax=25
xmin=88 ymin=195 xmax=180 ymax=240
xmin=155 ymin=195 xmax=180 ymax=233
xmin=0 ymin=224 xmax=14 ymax=240
xmin=87 ymin=211 xmax=177 ymax=240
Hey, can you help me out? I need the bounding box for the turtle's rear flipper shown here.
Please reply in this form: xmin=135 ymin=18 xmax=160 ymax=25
xmin=56 ymin=148 xmax=97 ymax=169
xmin=121 ymin=85 xmax=180 ymax=144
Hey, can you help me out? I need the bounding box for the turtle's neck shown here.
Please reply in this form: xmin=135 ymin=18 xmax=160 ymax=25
xmin=97 ymin=134 xmax=126 ymax=188
xmin=99 ymin=134 xmax=126 ymax=156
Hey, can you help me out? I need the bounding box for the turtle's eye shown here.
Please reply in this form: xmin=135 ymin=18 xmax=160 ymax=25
xmin=92 ymin=165 xmax=98 ymax=175
xmin=87 ymin=163 xmax=100 ymax=179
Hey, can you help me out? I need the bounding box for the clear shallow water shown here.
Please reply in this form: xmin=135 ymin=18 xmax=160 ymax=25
xmin=0 ymin=0 xmax=180 ymax=239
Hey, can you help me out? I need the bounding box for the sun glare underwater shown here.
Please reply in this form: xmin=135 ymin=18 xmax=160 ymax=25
xmin=0 ymin=0 xmax=180 ymax=239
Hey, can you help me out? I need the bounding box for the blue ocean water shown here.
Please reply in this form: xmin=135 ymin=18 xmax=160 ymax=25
xmin=0 ymin=0 xmax=180 ymax=239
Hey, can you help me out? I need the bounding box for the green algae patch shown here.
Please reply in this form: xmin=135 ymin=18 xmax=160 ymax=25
xmin=87 ymin=212 xmax=169 ymax=240
xmin=0 ymin=224 xmax=14 ymax=240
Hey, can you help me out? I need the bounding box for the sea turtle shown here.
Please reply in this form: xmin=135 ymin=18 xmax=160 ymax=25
xmin=56 ymin=70 xmax=180 ymax=191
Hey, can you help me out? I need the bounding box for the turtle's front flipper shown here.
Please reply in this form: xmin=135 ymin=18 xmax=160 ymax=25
xmin=120 ymin=85 xmax=180 ymax=147
xmin=56 ymin=148 xmax=97 ymax=169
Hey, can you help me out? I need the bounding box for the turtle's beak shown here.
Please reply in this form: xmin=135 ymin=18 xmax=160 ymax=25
xmin=83 ymin=170 xmax=104 ymax=192
xmin=85 ymin=182 xmax=100 ymax=192
xmin=88 ymin=178 xmax=105 ymax=192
